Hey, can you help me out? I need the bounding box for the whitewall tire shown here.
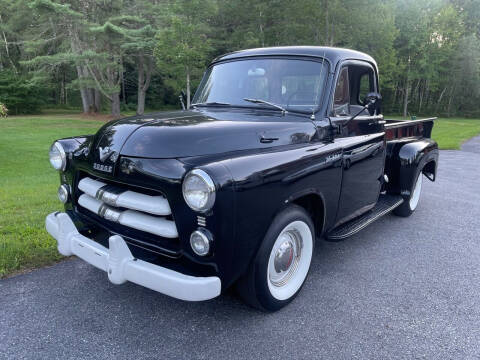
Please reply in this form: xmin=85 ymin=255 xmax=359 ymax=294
xmin=236 ymin=205 xmax=315 ymax=312
xmin=267 ymin=220 xmax=313 ymax=301
xmin=394 ymin=170 xmax=424 ymax=217
xmin=409 ymin=173 xmax=423 ymax=211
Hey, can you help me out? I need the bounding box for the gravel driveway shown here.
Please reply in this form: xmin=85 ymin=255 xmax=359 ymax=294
xmin=1 ymin=148 xmax=479 ymax=360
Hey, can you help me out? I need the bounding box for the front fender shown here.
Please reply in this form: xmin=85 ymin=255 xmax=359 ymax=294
xmin=212 ymin=143 xmax=343 ymax=287
xmin=56 ymin=135 xmax=92 ymax=154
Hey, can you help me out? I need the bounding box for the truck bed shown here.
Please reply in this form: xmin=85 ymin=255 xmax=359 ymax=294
xmin=384 ymin=117 xmax=436 ymax=141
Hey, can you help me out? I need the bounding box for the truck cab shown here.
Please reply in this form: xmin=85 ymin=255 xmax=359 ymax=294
xmin=46 ymin=47 xmax=438 ymax=311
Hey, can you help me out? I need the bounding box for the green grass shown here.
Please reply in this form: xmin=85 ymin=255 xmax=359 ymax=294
xmin=0 ymin=113 xmax=479 ymax=277
xmin=388 ymin=116 xmax=480 ymax=150
xmin=430 ymin=118 xmax=480 ymax=150
xmin=0 ymin=114 xmax=103 ymax=277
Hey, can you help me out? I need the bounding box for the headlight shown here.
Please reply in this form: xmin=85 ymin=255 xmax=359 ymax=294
xmin=49 ymin=141 xmax=67 ymax=171
xmin=182 ymin=169 xmax=216 ymax=212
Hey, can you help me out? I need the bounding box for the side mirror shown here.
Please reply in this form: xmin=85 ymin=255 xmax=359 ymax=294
xmin=340 ymin=92 xmax=383 ymax=129
xmin=363 ymin=92 xmax=382 ymax=116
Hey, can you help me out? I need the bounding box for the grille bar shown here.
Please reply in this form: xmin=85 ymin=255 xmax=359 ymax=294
xmin=78 ymin=177 xmax=171 ymax=216
xmin=78 ymin=194 xmax=178 ymax=238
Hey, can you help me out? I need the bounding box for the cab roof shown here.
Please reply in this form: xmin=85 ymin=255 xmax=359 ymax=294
xmin=211 ymin=46 xmax=377 ymax=70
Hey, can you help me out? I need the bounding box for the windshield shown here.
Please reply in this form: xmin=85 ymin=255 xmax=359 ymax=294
xmin=192 ymin=58 xmax=328 ymax=113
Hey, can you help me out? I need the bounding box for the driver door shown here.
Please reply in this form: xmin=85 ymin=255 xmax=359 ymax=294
xmin=330 ymin=62 xmax=386 ymax=226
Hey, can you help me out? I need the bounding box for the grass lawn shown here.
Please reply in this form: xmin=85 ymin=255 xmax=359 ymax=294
xmin=0 ymin=114 xmax=479 ymax=277
xmin=430 ymin=118 xmax=480 ymax=150
xmin=0 ymin=114 xmax=104 ymax=277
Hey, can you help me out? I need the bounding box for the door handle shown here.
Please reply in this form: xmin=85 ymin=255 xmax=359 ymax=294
xmin=260 ymin=136 xmax=279 ymax=143
xmin=369 ymin=120 xmax=386 ymax=126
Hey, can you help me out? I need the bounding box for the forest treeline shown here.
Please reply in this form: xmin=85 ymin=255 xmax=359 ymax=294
xmin=0 ymin=0 xmax=479 ymax=117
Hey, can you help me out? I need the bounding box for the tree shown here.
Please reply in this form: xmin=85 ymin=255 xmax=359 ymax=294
xmin=154 ymin=0 xmax=215 ymax=108
xmin=0 ymin=70 xmax=47 ymax=114
xmin=0 ymin=0 xmax=479 ymax=118
xmin=393 ymin=0 xmax=433 ymax=117
xmin=86 ymin=21 xmax=126 ymax=116
xmin=23 ymin=0 xmax=97 ymax=113
xmin=118 ymin=1 xmax=166 ymax=115
xmin=450 ymin=34 xmax=480 ymax=116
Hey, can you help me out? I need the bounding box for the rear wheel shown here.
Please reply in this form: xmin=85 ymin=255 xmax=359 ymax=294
xmin=236 ymin=205 xmax=314 ymax=312
xmin=394 ymin=170 xmax=423 ymax=217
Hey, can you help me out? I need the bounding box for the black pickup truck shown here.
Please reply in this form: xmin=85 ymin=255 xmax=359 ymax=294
xmin=46 ymin=46 xmax=438 ymax=311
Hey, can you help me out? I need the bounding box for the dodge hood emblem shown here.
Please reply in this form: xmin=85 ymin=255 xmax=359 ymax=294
xmin=98 ymin=146 xmax=114 ymax=162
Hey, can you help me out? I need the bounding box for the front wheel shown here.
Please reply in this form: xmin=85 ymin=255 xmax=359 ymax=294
xmin=236 ymin=205 xmax=314 ymax=312
xmin=394 ymin=170 xmax=423 ymax=217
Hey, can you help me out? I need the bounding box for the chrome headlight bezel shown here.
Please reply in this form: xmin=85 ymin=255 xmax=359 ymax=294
xmin=49 ymin=141 xmax=67 ymax=171
xmin=190 ymin=228 xmax=213 ymax=256
xmin=57 ymin=184 xmax=70 ymax=203
xmin=182 ymin=169 xmax=216 ymax=213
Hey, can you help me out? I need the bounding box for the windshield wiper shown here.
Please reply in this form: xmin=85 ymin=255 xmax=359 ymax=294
xmin=191 ymin=101 xmax=232 ymax=107
xmin=243 ymin=98 xmax=287 ymax=115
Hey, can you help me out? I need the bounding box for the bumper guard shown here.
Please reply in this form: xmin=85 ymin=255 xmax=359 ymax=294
xmin=45 ymin=212 xmax=221 ymax=301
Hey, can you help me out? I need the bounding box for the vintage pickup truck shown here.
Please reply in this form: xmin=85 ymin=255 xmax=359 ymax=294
xmin=46 ymin=47 xmax=438 ymax=311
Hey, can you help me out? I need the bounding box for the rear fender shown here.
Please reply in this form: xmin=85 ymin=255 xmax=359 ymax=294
xmin=397 ymin=139 xmax=438 ymax=197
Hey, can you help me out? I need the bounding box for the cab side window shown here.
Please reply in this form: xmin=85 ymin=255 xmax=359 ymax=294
xmin=332 ymin=63 xmax=376 ymax=116
xmin=333 ymin=67 xmax=350 ymax=116
xmin=357 ymin=70 xmax=374 ymax=105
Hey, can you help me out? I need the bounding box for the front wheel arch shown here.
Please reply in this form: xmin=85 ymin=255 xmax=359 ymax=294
xmin=288 ymin=191 xmax=326 ymax=238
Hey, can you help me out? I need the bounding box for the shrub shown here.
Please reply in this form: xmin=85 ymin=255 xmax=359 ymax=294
xmin=0 ymin=70 xmax=50 ymax=114
xmin=0 ymin=103 xmax=7 ymax=117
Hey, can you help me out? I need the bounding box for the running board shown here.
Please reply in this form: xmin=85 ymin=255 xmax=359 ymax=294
xmin=326 ymin=194 xmax=404 ymax=241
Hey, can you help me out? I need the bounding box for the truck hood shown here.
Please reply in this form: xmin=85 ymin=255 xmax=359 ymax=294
xmin=92 ymin=109 xmax=317 ymax=159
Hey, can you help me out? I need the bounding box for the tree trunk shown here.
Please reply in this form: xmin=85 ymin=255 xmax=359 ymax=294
xmin=425 ymin=79 xmax=430 ymax=111
xmin=65 ymin=74 xmax=68 ymax=106
xmin=330 ymin=19 xmax=335 ymax=45
xmin=136 ymin=54 xmax=153 ymax=115
xmin=186 ymin=68 xmax=191 ymax=109
xmin=60 ymin=72 xmax=65 ymax=106
xmin=447 ymin=86 xmax=455 ymax=117
xmin=88 ymin=89 xmax=96 ymax=112
xmin=259 ymin=10 xmax=265 ymax=47
xmin=436 ymin=87 xmax=447 ymax=113
xmin=403 ymin=80 xmax=409 ymax=118
xmin=0 ymin=14 xmax=17 ymax=74
xmin=418 ymin=80 xmax=423 ymax=114
xmin=94 ymin=89 xmax=101 ymax=113
xmin=80 ymin=66 xmax=95 ymax=112
xmin=137 ymin=90 xmax=146 ymax=115
xmin=70 ymin=35 xmax=90 ymax=113
xmin=392 ymin=82 xmax=398 ymax=109
xmin=325 ymin=0 xmax=329 ymax=45
xmin=76 ymin=65 xmax=91 ymax=113
xmin=403 ymin=56 xmax=410 ymax=118
xmin=413 ymin=79 xmax=420 ymax=109
xmin=111 ymin=92 xmax=121 ymax=116
xmin=121 ymin=67 xmax=126 ymax=105
xmin=137 ymin=54 xmax=145 ymax=115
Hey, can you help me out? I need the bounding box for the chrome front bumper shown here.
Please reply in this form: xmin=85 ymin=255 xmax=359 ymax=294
xmin=45 ymin=212 xmax=221 ymax=301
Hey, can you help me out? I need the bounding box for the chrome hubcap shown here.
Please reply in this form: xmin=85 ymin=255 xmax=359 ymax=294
xmin=269 ymin=230 xmax=302 ymax=287
xmin=267 ymin=220 xmax=313 ymax=301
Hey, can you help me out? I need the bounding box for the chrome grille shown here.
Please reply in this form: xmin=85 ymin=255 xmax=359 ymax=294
xmin=77 ymin=177 xmax=178 ymax=239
